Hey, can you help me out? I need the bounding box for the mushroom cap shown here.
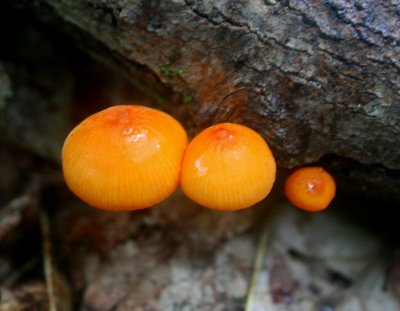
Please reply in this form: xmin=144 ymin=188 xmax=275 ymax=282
xmin=181 ymin=123 xmax=276 ymax=210
xmin=62 ymin=105 xmax=188 ymax=211
xmin=285 ymin=166 xmax=336 ymax=212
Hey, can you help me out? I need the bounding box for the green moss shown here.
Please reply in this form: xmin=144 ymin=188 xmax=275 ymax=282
xmin=182 ymin=94 xmax=193 ymax=103
xmin=160 ymin=51 xmax=189 ymax=78
xmin=160 ymin=63 xmax=189 ymax=78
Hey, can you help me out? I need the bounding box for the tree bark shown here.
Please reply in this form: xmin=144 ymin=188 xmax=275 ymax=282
xmin=39 ymin=0 xmax=400 ymax=170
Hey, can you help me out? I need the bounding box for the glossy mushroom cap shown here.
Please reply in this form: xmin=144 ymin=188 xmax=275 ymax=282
xmin=62 ymin=105 xmax=188 ymax=211
xmin=181 ymin=123 xmax=276 ymax=210
xmin=285 ymin=166 xmax=336 ymax=212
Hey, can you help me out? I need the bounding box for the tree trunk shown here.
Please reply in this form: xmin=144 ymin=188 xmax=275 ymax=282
xmin=39 ymin=0 xmax=400 ymax=170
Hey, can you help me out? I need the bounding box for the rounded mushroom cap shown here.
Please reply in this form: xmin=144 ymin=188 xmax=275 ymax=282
xmin=285 ymin=166 xmax=336 ymax=212
xmin=181 ymin=123 xmax=276 ymax=211
xmin=62 ymin=105 xmax=188 ymax=211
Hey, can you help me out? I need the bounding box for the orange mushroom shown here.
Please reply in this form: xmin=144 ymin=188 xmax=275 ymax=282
xmin=285 ymin=166 xmax=336 ymax=212
xmin=181 ymin=123 xmax=276 ymax=210
xmin=62 ymin=105 xmax=188 ymax=211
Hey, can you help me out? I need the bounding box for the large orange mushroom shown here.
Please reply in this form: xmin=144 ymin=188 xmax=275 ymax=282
xmin=62 ymin=105 xmax=188 ymax=211
xmin=181 ymin=123 xmax=276 ymax=210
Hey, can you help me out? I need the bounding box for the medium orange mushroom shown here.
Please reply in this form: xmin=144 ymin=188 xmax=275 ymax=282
xmin=181 ymin=123 xmax=276 ymax=210
xmin=285 ymin=166 xmax=336 ymax=212
xmin=62 ymin=105 xmax=188 ymax=211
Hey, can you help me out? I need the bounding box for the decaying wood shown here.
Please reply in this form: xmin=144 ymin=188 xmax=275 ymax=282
xmin=2 ymin=0 xmax=400 ymax=201
xmin=36 ymin=0 xmax=400 ymax=171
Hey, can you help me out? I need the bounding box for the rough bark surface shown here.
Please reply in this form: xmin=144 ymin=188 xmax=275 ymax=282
xmin=40 ymin=0 xmax=400 ymax=170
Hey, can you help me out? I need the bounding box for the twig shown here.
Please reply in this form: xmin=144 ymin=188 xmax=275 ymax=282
xmin=40 ymin=211 xmax=58 ymax=311
xmin=244 ymin=207 xmax=276 ymax=311
xmin=2 ymin=257 xmax=39 ymax=287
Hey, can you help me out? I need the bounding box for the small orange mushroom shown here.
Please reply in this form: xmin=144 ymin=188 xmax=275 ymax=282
xmin=62 ymin=105 xmax=188 ymax=211
xmin=285 ymin=166 xmax=336 ymax=212
xmin=181 ymin=123 xmax=276 ymax=210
